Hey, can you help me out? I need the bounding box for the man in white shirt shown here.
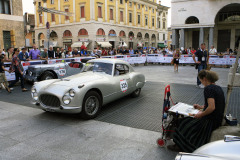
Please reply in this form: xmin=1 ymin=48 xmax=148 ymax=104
xmin=209 ymin=45 xmax=217 ymax=55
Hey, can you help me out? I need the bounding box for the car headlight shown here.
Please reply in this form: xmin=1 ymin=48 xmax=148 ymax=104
xmin=69 ymin=89 xmax=75 ymax=97
xmin=33 ymin=93 xmax=38 ymax=101
xmin=63 ymin=95 xmax=71 ymax=105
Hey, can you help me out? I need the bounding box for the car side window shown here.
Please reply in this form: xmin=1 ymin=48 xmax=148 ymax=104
xmin=115 ymin=64 xmax=129 ymax=76
xmin=124 ymin=65 xmax=129 ymax=73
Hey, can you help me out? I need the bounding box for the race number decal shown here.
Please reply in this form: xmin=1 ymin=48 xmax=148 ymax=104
xmin=120 ymin=79 xmax=128 ymax=93
xmin=59 ymin=68 xmax=66 ymax=76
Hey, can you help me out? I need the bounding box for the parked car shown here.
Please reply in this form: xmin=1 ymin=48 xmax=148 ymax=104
xmin=31 ymin=59 xmax=145 ymax=119
xmin=24 ymin=62 xmax=84 ymax=82
xmin=175 ymin=135 xmax=240 ymax=160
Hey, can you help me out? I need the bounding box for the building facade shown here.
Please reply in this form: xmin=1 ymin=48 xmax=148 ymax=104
xmin=0 ymin=0 xmax=25 ymax=50
xmin=34 ymin=0 xmax=169 ymax=50
xmin=24 ymin=13 xmax=35 ymax=48
xmin=171 ymin=0 xmax=240 ymax=52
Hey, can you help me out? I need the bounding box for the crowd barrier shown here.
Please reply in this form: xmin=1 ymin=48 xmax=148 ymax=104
xmin=4 ymin=54 xmax=239 ymax=81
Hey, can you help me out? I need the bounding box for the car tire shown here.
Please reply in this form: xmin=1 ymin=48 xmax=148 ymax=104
xmin=41 ymin=71 xmax=55 ymax=81
xmin=131 ymin=88 xmax=141 ymax=98
xmin=81 ymin=91 xmax=102 ymax=119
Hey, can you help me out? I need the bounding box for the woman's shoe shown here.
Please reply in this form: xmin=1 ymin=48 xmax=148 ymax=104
xmin=6 ymin=87 xmax=11 ymax=93
xmin=22 ymin=88 xmax=28 ymax=92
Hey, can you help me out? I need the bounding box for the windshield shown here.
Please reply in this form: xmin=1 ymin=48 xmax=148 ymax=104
xmin=84 ymin=62 xmax=113 ymax=75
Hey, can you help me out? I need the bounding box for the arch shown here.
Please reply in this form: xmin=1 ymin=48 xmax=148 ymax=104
xmin=96 ymin=28 xmax=105 ymax=35
xmin=137 ymin=32 xmax=142 ymax=39
xmin=108 ymin=29 xmax=116 ymax=36
xmin=145 ymin=33 xmax=149 ymax=39
xmin=215 ymin=3 xmax=240 ymax=23
xmin=152 ymin=34 xmax=156 ymax=39
xmin=78 ymin=29 xmax=88 ymax=36
xmin=38 ymin=33 xmax=45 ymax=39
xmin=50 ymin=31 xmax=58 ymax=38
xmin=185 ymin=16 xmax=199 ymax=24
xmin=38 ymin=33 xmax=45 ymax=47
xmin=119 ymin=30 xmax=126 ymax=37
xmin=63 ymin=30 xmax=72 ymax=37
xmin=128 ymin=31 xmax=134 ymax=38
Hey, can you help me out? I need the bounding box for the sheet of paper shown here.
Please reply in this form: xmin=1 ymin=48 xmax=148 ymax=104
xmin=168 ymin=102 xmax=199 ymax=116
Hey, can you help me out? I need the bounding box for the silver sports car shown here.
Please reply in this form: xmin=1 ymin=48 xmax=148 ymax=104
xmin=32 ymin=59 xmax=145 ymax=119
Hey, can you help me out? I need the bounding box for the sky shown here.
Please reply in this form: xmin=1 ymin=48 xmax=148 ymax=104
xmin=22 ymin=0 xmax=171 ymax=26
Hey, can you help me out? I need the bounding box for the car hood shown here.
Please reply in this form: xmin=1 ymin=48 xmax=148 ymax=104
xmin=51 ymin=72 xmax=106 ymax=87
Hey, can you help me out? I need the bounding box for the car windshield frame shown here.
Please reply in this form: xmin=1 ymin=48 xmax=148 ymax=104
xmin=84 ymin=62 xmax=113 ymax=76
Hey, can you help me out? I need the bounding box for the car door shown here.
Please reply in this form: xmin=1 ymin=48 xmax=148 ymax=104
xmin=66 ymin=62 xmax=83 ymax=77
xmin=112 ymin=64 xmax=133 ymax=98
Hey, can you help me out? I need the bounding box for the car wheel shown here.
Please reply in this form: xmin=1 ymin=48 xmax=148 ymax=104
xmin=131 ymin=88 xmax=141 ymax=98
xmin=81 ymin=91 xmax=102 ymax=119
xmin=41 ymin=71 xmax=55 ymax=81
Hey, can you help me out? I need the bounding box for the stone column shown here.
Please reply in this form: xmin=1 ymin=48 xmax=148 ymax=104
xmin=115 ymin=0 xmax=118 ymax=23
xmin=180 ymin=28 xmax=185 ymax=49
xmin=105 ymin=0 xmax=107 ymax=21
xmin=199 ymin=27 xmax=204 ymax=46
xmin=172 ymin=29 xmax=179 ymax=49
xmin=209 ymin=27 xmax=214 ymax=50
xmin=230 ymin=28 xmax=236 ymax=50
xmin=58 ymin=0 xmax=61 ymax=24
xmin=125 ymin=1 xmax=128 ymax=24
xmin=73 ymin=0 xmax=76 ymax=22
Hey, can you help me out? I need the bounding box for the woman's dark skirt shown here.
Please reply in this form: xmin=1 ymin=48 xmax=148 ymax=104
xmin=173 ymin=117 xmax=214 ymax=153
xmin=173 ymin=58 xmax=179 ymax=64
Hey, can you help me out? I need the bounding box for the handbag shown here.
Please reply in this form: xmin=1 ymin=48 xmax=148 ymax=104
xmin=171 ymin=59 xmax=174 ymax=65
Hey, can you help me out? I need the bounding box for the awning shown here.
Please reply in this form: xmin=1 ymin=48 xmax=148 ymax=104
xmin=44 ymin=41 xmax=58 ymax=48
xmin=158 ymin=43 xmax=165 ymax=48
xmin=97 ymin=42 xmax=112 ymax=48
xmin=119 ymin=42 xmax=127 ymax=47
xmin=71 ymin=42 xmax=89 ymax=48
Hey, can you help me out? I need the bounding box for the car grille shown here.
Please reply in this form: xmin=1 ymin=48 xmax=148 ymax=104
xmin=40 ymin=94 xmax=61 ymax=108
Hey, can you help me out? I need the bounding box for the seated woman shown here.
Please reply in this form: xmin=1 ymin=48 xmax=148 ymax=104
xmin=168 ymin=70 xmax=225 ymax=152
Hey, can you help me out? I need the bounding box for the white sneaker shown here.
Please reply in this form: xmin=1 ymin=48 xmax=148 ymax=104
xmin=1 ymin=83 xmax=5 ymax=89
xmin=199 ymin=84 xmax=205 ymax=88
xmin=10 ymin=88 xmax=14 ymax=91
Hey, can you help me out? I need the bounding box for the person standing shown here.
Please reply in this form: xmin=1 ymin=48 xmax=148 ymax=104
xmin=209 ymin=45 xmax=217 ymax=55
xmin=129 ymin=48 xmax=134 ymax=55
xmin=8 ymin=48 xmax=27 ymax=92
xmin=18 ymin=48 xmax=30 ymax=61
xmin=55 ymin=48 xmax=62 ymax=58
xmin=193 ymin=43 xmax=209 ymax=88
xmin=60 ymin=48 xmax=66 ymax=58
xmin=29 ymin=44 xmax=40 ymax=60
xmin=80 ymin=42 xmax=87 ymax=54
xmin=48 ymin=46 xmax=55 ymax=59
xmin=40 ymin=48 xmax=49 ymax=61
xmin=72 ymin=48 xmax=81 ymax=57
xmin=173 ymin=49 xmax=181 ymax=72
xmin=0 ymin=55 xmax=11 ymax=93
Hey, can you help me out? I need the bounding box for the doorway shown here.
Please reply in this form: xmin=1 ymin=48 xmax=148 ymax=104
xmin=109 ymin=41 xmax=115 ymax=49
xmin=217 ymin=30 xmax=231 ymax=52
xmin=192 ymin=31 xmax=199 ymax=50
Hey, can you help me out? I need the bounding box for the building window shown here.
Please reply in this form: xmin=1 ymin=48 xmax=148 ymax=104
xmin=98 ymin=6 xmax=102 ymax=18
xmin=51 ymin=13 xmax=55 ymax=22
xmin=170 ymin=35 xmax=172 ymax=39
xmin=39 ymin=14 xmax=42 ymax=24
xmin=110 ymin=9 xmax=113 ymax=20
xmin=78 ymin=29 xmax=88 ymax=36
xmin=120 ymin=0 xmax=123 ymax=4
xmin=145 ymin=16 xmax=148 ymax=26
xmin=145 ymin=6 xmax=148 ymax=11
xmin=120 ymin=11 xmax=123 ymax=22
xmin=163 ymin=21 xmax=166 ymax=29
xmin=129 ymin=2 xmax=132 ymax=7
xmin=152 ymin=9 xmax=154 ymax=13
xmin=64 ymin=0 xmax=68 ymax=2
xmin=63 ymin=30 xmax=72 ymax=37
xmin=0 ymin=0 xmax=11 ymax=14
xmin=152 ymin=18 xmax=154 ymax=27
xmin=129 ymin=13 xmax=132 ymax=23
xmin=80 ymin=6 xmax=85 ymax=18
xmin=158 ymin=21 xmax=161 ymax=28
xmin=138 ymin=15 xmax=141 ymax=24
xmin=163 ymin=12 xmax=165 ymax=17
xmin=138 ymin=4 xmax=140 ymax=9
xmin=163 ymin=34 xmax=165 ymax=40
xmin=97 ymin=28 xmax=105 ymax=35
xmin=50 ymin=0 xmax=54 ymax=4
xmin=65 ymin=8 xmax=69 ymax=20
xmin=119 ymin=31 xmax=126 ymax=37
